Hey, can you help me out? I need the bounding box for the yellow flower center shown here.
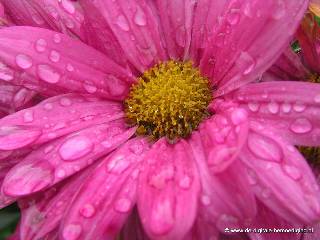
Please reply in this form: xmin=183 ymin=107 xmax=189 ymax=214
xmin=309 ymin=73 xmax=320 ymax=83
xmin=124 ymin=60 xmax=212 ymax=141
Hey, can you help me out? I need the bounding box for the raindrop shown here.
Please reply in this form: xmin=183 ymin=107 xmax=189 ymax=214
xmin=32 ymin=14 xmax=45 ymax=25
xmin=60 ymin=0 xmax=76 ymax=14
xmin=23 ymin=111 xmax=34 ymax=123
xmin=293 ymin=103 xmax=306 ymax=113
xmin=230 ymin=108 xmax=248 ymax=125
xmin=15 ymin=54 xmax=33 ymax=69
xmin=83 ymin=83 xmax=97 ymax=93
xmin=290 ymin=118 xmax=313 ymax=134
xmin=62 ymin=224 xmax=82 ymax=240
xmin=107 ymin=155 xmax=130 ymax=174
xmin=49 ymin=50 xmax=61 ymax=63
xmin=272 ymin=0 xmax=286 ymax=19
xmin=314 ymin=94 xmax=320 ymax=103
xmin=53 ymin=34 xmax=62 ymax=43
xmin=281 ymin=102 xmax=291 ymax=113
xmin=60 ymin=97 xmax=72 ymax=106
xmin=216 ymin=214 xmax=239 ymax=231
xmin=56 ymin=169 xmax=66 ymax=178
xmin=59 ymin=136 xmax=93 ymax=161
xmin=114 ymin=198 xmax=132 ymax=213
xmin=201 ymin=195 xmax=211 ymax=206
xmin=178 ymin=175 xmax=192 ymax=189
xmin=44 ymin=103 xmax=53 ymax=110
xmin=248 ymin=102 xmax=259 ymax=112
xmin=134 ymin=6 xmax=147 ymax=26
xmin=79 ymin=204 xmax=96 ymax=218
xmin=241 ymin=52 xmax=255 ymax=75
xmin=37 ymin=65 xmax=61 ymax=83
xmin=116 ymin=15 xmax=130 ymax=31
xmin=35 ymin=39 xmax=47 ymax=52
xmin=66 ymin=63 xmax=74 ymax=72
xmin=283 ymin=165 xmax=302 ymax=180
xmin=227 ymin=10 xmax=240 ymax=25
xmin=268 ymin=102 xmax=279 ymax=114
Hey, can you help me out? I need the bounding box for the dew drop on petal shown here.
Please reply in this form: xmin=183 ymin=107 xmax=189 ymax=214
xmin=216 ymin=214 xmax=239 ymax=231
xmin=227 ymin=10 xmax=240 ymax=25
xmin=268 ymin=102 xmax=279 ymax=114
xmin=114 ymin=198 xmax=132 ymax=213
xmin=281 ymin=102 xmax=291 ymax=113
xmin=15 ymin=54 xmax=33 ymax=69
xmin=290 ymin=118 xmax=313 ymax=134
xmin=60 ymin=0 xmax=76 ymax=14
xmin=23 ymin=111 xmax=34 ymax=123
xmin=314 ymin=94 xmax=320 ymax=103
xmin=178 ymin=175 xmax=192 ymax=189
xmin=116 ymin=15 xmax=130 ymax=31
xmin=272 ymin=0 xmax=286 ymax=19
xmin=49 ymin=50 xmax=61 ymax=63
xmin=53 ymin=33 xmax=62 ymax=43
xmin=60 ymin=97 xmax=72 ymax=106
xmin=37 ymin=64 xmax=61 ymax=83
xmin=56 ymin=169 xmax=66 ymax=178
xmin=35 ymin=39 xmax=47 ymax=52
xmin=230 ymin=108 xmax=248 ymax=125
xmin=201 ymin=195 xmax=211 ymax=206
xmin=248 ymin=102 xmax=259 ymax=112
xmin=79 ymin=204 xmax=95 ymax=218
xmin=283 ymin=165 xmax=302 ymax=180
xmin=134 ymin=6 xmax=147 ymax=26
xmin=107 ymin=155 xmax=130 ymax=174
xmin=66 ymin=63 xmax=74 ymax=72
xmin=44 ymin=103 xmax=53 ymax=110
xmin=59 ymin=136 xmax=93 ymax=161
xmin=293 ymin=103 xmax=306 ymax=113
xmin=83 ymin=83 xmax=97 ymax=93
xmin=62 ymin=224 xmax=82 ymax=240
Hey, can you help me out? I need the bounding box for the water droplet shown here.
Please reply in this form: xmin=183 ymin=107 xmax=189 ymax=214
xmin=116 ymin=15 xmax=130 ymax=31
xmin=248 ymin=102 xmax=259 ymax=112
xmin=227 ymin=10 xmax=240 ymax=25
xmin=283 ymin=165 xmax=302 ymax=180
xmin=216 ymin=214 xmax=239 ymax=231
xmin=38 ymin=65 xmax=61 ymax=83
xmin=56 ymin=169 xmax=66 ymax=178
xmin=23 ymin=111 xmax=34 ymax=123
xmin=240 ymin=52 xmax=255 ymax=75
xmin=44 ymin=103 xmax=53 ymax=110
xmin=66 ymin=63 xmax=74 ymax=72
xmin=64 ymin=18 xmax=75 ymax=29
xmin=83 ymin=83 xmax=97 ymax=93
xmin=247 ymin=168 xmax=258 ymax=185
xmin=106 ymin=75 xmax=127 ymax=96
xmin=314 ymin=94 xmax=320 ymax=103
xmin=49 ymin=50 xmax=61 ymax=63
xmin=230 ymin=108 xmax=248 ymax=125
xmin=107 ymin=155 xmax=130 ymax=174
xmin=80 ymin=204 xmax=95 ymax=218
xmin=290 ymin=118 xmax=312 ymax=134
xmin=129 ymin=142 xmax=143 ymax=154
xmin=15 ymin=54 xmax=33 ymax=69
xmin=62 ymin=224 xmax=82 ymax=240
xmin=134 ymin=6 xmax=147 ymax=26
xmin=272 ymin=0 xmax=286 ymax=19
xmin=53 ymin=34 xmax=62 ymax=43
xmin=248 ymin=132 xmax=283 ymax=162
xmin=0 ymin=65 xmax=14 ymax=81
xmin=60 ymin=97 xmax=72 ymax=106
xmin=32 ymin=14 xmax=45 ymax=25
xmin=281 ymin=102 xmax=292 ymax=113
xmin=59 ymin=136 xmax=93 ymax=161
xmin=268 ymin=102 xmax=279 ymax=114
xmin=35 ymin=39 xmax=47 ymax=52
xmin=201 ymin=195 xmax=211 ymax=206
xmin=114 ymin=198 xmax=132 ymax=213
xmin=178 ymin=175 xmax=192 ymax=189
xmin=293 ymin=103 xmax=306 ymax=113
xmin=60 ymin=0 xmax=76 ymax=14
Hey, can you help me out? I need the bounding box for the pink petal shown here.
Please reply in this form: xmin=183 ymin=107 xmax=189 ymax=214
xmin=138 ymin=139 xmax=200 ymax=240
xmin=87 ymin=0 xmax=167 ymax=72
xmin=232 ymin=81 xmax=320 ymax=146
xmin=249 ymin=201 xmax=302 ymax=240
xmin=200 ymin=0 xmax=308 ymax=96
xmin=154 ymin=0 xmax=196 ymax=59
xmin=190 ymin=0 xmax=227 ymax=63
xmin=303 ymin=222 xmax=320 ymax=240
xmin=188 ymin=218 xmax=219 ymax=240
xmin=2 ymin=0 xmax=86 ymax=40
xmin=0 ymin=94 xmax=124 ymax=150
xmin=265 ymin=47 xmax=310 ymax=81
xmin=240 ymin=124 xmax=320 ymax=225
xmin=0 ymin=26 xmax=134 ymax=100
xmin=79 ymin=0 xmax=130 ymax=68
xmin=60 ymin=138 xmax=150 ymax=240
xmin=2 ymin=120 xmax=136 ymax=197
xmin=18 ymin=160 xmax=97 ymax=240
xmin=189 ymin=132 xmax=257 ymax=232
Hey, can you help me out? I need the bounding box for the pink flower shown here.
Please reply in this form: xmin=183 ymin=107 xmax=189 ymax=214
xmin=0 ymin=0 xmax=319 ymax=240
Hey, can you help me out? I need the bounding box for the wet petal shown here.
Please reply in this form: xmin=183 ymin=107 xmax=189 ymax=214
xmin=121 ymin=209 xmax=150 ymax=240
xmin=138 ymin=139 xmax=200 ymax=240
xmin=86 ymin=0 xmax=167 ymax=72
xmin=154 ymin=0 xmax=196 ymax=59
xmin=189 ymin=131 xmax=257 ymax=233
xmin=0 ymin=26 xmax=134 ymax=100
xmin=241 ymin=124 xmax=320 ymax=224
xmin=2 ymin=0 xmax=86 ymax=40
xmin=0 ymin=94 xmax=124 ymax=150
xmin=200 ymin=0 xmax=308 ymax=95
xmin=233 ymin=81 xmax=320 ymax=146
xmin=2 ymin=120 xmax=136 ymax=197
xmin=61 ymin=138 xmax=150 ymax=240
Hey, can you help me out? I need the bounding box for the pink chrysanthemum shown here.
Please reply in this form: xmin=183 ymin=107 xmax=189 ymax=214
xmin=0 ymin=0 xmax=320 ymax=240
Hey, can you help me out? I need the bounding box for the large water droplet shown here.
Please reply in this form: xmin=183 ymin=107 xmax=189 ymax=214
xmin=268 ymin=102 xmax=279 ymax=114
xmin=114 ymin=198 xmax=132 ymax=213
xmin=293 ymin=103 xmax=306 ymax=113
xmin=134 ymin=6 xmax=147 ymax=26
xmin=59 ymin=136 xmax=93 ymax=161
xmin=49 ymin=50 xmax=61 ymax=63
xmin=227 ymin=10 xmax=240 ymax=25
xmin=23 ymin=111 xmax=34 ymax=123
xmin=35 ymin=39 xmax=47 ymax=52
xmin=230 ymin=108 xmax=248 ymax=125
xmin=0 ymin=64 xmax=14 ymax=81
xmin=15 ymin=54 xmax=33 ymax=69
xmin=281 ymin=102 xmax=292 ymax=113
xmin=107 ymin=155 xmax=130 ymax=174
xmin=62 ymin=224 xmax=82 ymax=240
xmin=79 ymin=204 xmax=96 ymax=218
xmin=83 ymin=83 xmax=97 ymax=93
xmin=248 ymin=132 xmax=283 ymax=162
xmin=116 ymin=15 xmax=130 ymax=31
xmin=60 ymin=0 xmax=76 ymax=14
xmin=283 ymin=165 xmax=302 ymax=180
xmin=290 ymin=118 xmax=313 ymax=134
xmin=38 ymin=65 xmax=61 ymax=83
xmin=248 ymin=102 xmax=259 ymax=112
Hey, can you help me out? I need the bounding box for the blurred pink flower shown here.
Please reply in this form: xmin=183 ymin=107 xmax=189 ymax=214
xmin=0 ymin=0 xmax=319 ymax=240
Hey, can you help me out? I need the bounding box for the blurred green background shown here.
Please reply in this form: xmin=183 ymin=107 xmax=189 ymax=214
xmin=0 ymin=204 xmax=20 ymax=240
